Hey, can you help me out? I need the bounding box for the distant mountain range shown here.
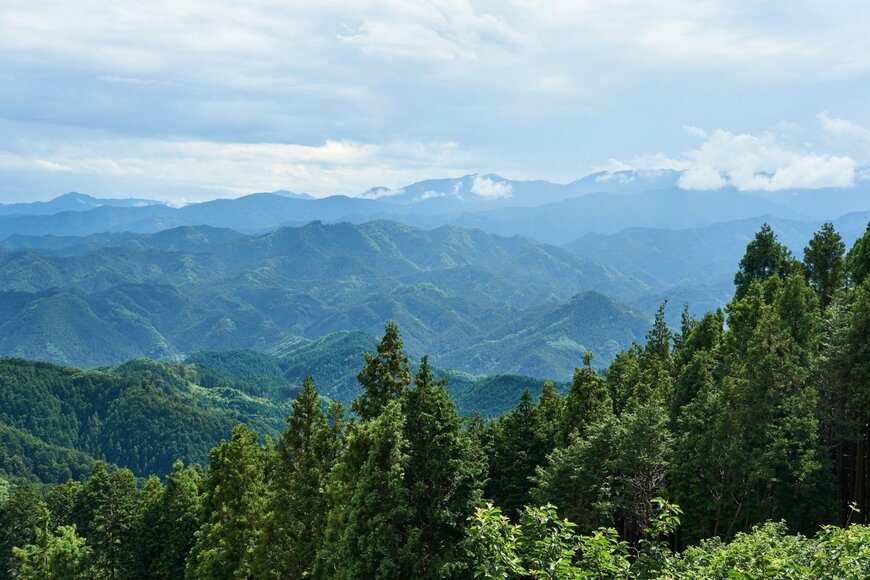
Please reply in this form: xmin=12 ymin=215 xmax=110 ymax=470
xmin=2 ymin=170 xmax=868 ymax=245
xmin=1 ymin=170 xmax=869 ymax=380
xmin=0 ymin=191 xmax=163 ymax=216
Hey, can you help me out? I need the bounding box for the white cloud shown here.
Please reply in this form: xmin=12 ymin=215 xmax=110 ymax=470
xmin=0 ymin=137 xmax=473 ymax=200
xmin=606 ymin=124 xmax=857 ymax=192
xmin=679 ymin=129 xmax=855 ymax=191
xmin=470 ymin=174 xmax=513 ymax=198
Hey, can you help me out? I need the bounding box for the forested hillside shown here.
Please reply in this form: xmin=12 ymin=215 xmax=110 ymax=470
xmin=0 ymin=221 xmax=651 ymax=376
xmin=0 ymin=222 xmax=868 ymax=578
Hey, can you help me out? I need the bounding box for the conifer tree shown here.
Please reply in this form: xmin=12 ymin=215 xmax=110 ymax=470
xmin=353 ymin=321 xmax=412 ymax=420
xmin=535 ymin=380 xmax=563 ymax=449
xmin=734 ymin=223 xmax=796 ymax=299
xmin=154 ymin=462 xmax=203 ymax=579
xmin=0 ymin=483 xmax=49 ymax=580
xmin=75 ymin=462 xmax=139 ymax=579
xmin=186 ymin=425 xmax=265 ymax=580
xmin=561 ymin=354 xmax=610 ymax=442
xmin=401 ymin=356 xmax=485 ymax=577
xmin=128 ymin=475 xmax=163 ymax=579
xmin=487 ymin=390 xmax=550 ymax=516
xmin=254 ymin=377 xmax=341 ymax=579
xmin=846 ymin=221 xmax=870 ymax=286
xmin=845 ymin=277 xmax=870 ymax=522
xmin=317 ymin=401 xmax=414 ymax=579
xmin=804 ymin=222 xmax=846 ymax=309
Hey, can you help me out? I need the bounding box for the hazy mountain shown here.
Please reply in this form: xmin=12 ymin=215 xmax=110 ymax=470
xmin=402 ymin=187 xmax=807 ymax=244
xmin=0 ymin=192 xmax=164 ymax=216
xmin=564 ymin=212 xmax=870 ymax=323
xmin=6 ymin=174 xmax=868 ymax=244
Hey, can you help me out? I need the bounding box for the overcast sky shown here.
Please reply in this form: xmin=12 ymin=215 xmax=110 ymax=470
xmin=2 ymin=0 xmax=870 ymax=202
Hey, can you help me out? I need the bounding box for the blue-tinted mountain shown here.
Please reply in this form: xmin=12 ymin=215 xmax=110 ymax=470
xmin=564 ymin=212 xmax=870 ymax=322
xmin=5 ymin=174 xmax=869 ymax=243
xmin=0 ymin=192 xmax=164 ymax=216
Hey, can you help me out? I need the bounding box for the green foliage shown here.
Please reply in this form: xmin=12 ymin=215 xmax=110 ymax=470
xmin=353 ymin=321 xmax=412 ymax=420
xmin=186 ymin=425 xmax=265 ymax=580
xmin=845 ymin=221 xmax=870 ymax=286
xmin=804 ymin=222 xmax=846 ymax=308
xmin=252 ymin=377 xmax=342 ymax=579
xmin=734 ymin=223 xmax=796 ymax=300
xmin=318 ymin=401 xmax=414 ymax=579
xmin=0 ymin=483 xmax=48 ymax=580
xmin=487 ymin=390 xmax=553 ymax=516
xmin=0 ymin=357 xmax=290 ymax=479
xmin=10 ymin=525 xmax=90 ymax=580
xmin=401 ymin=356 xmax=486 ymax=577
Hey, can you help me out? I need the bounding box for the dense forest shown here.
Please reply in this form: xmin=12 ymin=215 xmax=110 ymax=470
xmin=1 ymin=222 xmax=869 ymax=578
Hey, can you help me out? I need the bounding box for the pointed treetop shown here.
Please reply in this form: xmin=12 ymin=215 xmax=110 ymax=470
xmin=353 ymin=321 xmax=412 ymax=421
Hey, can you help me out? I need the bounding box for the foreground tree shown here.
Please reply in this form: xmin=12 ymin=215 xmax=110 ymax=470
xmin=804 ymin=222 xmax=846 ymax=309
xmin=401 ymin=357 xmax=485 ymax=577
xmin=733 ymin=223 xmax=795 ymax=299
xmin=186 ymin=425 xmax=265 ymax=580
xmin=253 ymin=377 xmax=342 ymax=579
xmin=10 ymin=525 xmax=90 ymax=580
xmin=353 ymin=321 xmax=412 ymax=420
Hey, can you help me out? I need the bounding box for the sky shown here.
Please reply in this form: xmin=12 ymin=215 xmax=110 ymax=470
xmin=1 ymin=0 xmax=870 ymax=202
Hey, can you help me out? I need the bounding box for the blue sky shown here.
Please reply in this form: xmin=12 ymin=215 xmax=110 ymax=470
xmin=1 ymin=0 xmax=869 ymax=202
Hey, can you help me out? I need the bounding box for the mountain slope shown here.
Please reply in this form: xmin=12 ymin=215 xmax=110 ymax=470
xmin=0 ymin=221 xmax=650 ymax=371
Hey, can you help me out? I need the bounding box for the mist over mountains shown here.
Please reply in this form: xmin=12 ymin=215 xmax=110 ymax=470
xmin=1 ymin=168 xmax=869 ymax=379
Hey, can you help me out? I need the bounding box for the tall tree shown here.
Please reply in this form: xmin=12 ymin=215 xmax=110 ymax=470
xmin=75 ymin=462 xmax=140 ymax=580
xmin=353 ymin=321 xmax=412 ymax=420
xmin=253 ymin=377 xmax=342 ymax=579
xmin=0 ymin=483 xmax=49 ymax=580
xmin=846 ymin=221 xmax=870 ymax=286
xmin=561 ymin=356 xmax=610 ymax=443
xmin=186 ymin=425 xmax=265 ymax=580
xmin=154 ymin=462 xmax=203 ymax=579
xmin=401 ymin=356 xmax=485 ymax=577
xmin=734 ymin=223 xmax=795 ymax=299
xmin=804 ymin=222 xmax=846 ymax=309
xmin=487 ymin=390 xmax=550 ymax=516
xmin=845 ymin=277 xmax=870 ymax=522
xmin=317 ymin=401 xmax=414 ymax=579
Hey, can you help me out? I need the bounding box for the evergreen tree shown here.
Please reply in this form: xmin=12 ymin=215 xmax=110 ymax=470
xmin=253 ymin=377 xmax=342 ymax=579
xmin=672 ymin=278 xmax=831 ymax=542
xmin=75 ymin=462 xmax=140 ymax=579
xmin=44 ymin=480 xmax=81 ymax=531
xmin=353 ymin=321 xmax=412 ymax=420
xmin=186 ymin=425 xmax=265 ymax=580
xmin=0 ymin=483 xmax=49 ymax=580
xmin=846 ymin=221 xmax=870 ymax=286
xmin=561 ymin=355 xmax=610 ymax=442
xmin=401 ymin=356 xmax=485 ymax=577
xmin=487 ymin=390 xmax=550 ymax=516
xmin=804 ymin=222 xmax=846 ymax=308
xmin=734 ymin=223 xmax=795 ymax=299
xmin=10 ymin=525 xmax=89 ymax=580
xmin=845 ymin=277 xmax=870 ymax=522
xmin=127 ymin=475 xmax=163 ymax=579
xmin=605 ymin=345 xmax=642 ymax=417
xmin=671 ymin=310 xmax=724 ymax=414
xmin=535 ymin=380 xmax=563 ymax=449
xmin=154 ymin=462 xmax=203 ymax=579
xmin=317 ymin=401 xmax=414 ymax=579
xmin=533 ymin=412 xmax=618 ymax=531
